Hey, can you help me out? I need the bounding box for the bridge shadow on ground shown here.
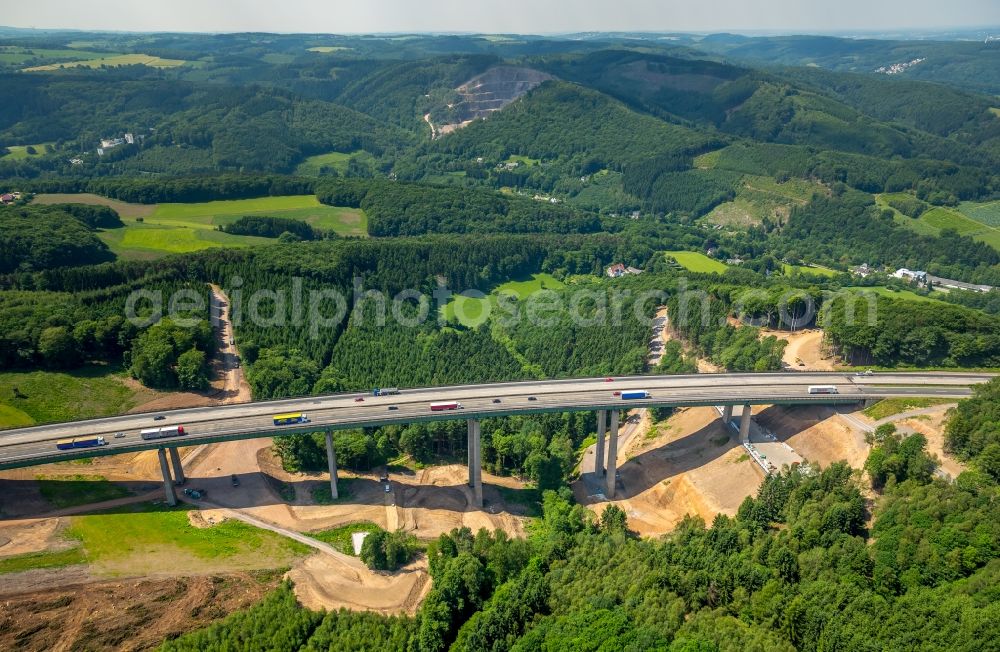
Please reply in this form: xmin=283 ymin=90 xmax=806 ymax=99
xmin=0 ymin=471 xmax=534 ymax=521
xmin=595 ymin=418 xmax=746 ymax=502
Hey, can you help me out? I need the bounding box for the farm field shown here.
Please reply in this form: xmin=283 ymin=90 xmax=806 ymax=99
xmin=958 ymin=200 xmax=1000 ymax=228
xmin=23 ymin=53 xmax=187 ymax=71
xmin=442 ymin=273 xmax=566 ymax=327
xmin=308 ymin=46 xmax=352 ymax=53
xmin=0 ymin=46 xmax=109 ymax=66
xmin=0 ymin=367 xmax=161 ymax=429
xmin=665 ymin=250 xmax=729 ymax=273
xmin=877 ymin=194 xmax=1000 ymax=251
xmin=31 ymin=193 xmax=367 ymax=258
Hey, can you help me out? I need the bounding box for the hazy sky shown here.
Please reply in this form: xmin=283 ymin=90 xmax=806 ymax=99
xmin=3 ymin=0 xmax=999 ymax=34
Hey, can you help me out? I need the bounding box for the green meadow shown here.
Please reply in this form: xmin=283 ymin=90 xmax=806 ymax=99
xmin=782 ymin=263 xmax=839 ymax=278
xmin=442 ymin=273 xmax=566 ymax=327
xmin=1 ymin=143 xmax=53 ymax=160
xmin=33 ymin=193 xmax=367 ymax=258
xmin=665 ymin=251 xmax=729 ymax=274
xmin=878 ymin=194 xmax=1000 ymax=251
xmin=0 ymin=366 xmax=158 ymax=429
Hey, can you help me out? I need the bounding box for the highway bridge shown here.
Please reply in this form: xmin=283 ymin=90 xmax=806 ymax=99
xmin=0 ymin=372 xmax=991 ymax=505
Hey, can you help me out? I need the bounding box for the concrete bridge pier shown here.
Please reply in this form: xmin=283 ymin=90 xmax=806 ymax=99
xmin=605 ymin=409 xmax=620 ymax=499
xmin=722 ymin=404 xmax=733 ymax=427
xmin=739 ymin=404 xmax=752 ymax=444
xmin=467 ymin=418 xmax=482 ymax=507
xmin=595 ymin=410 xmax=607 ymax=477
xmin=157 ymin=448 xmax=177 ymax=506
xmin=168 ymin=447 xmax=185 ymax=485
xmin=325 ymin=432 xmax=338 ymax=500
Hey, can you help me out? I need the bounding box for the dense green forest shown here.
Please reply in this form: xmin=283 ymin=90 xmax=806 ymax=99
xmin=945 ymin=378 xmax=1000 ymax=480
xmin=220 ymin=215 xmax=323 ymax=240
xmin=0 ymin=204 xmax=114 ymax=272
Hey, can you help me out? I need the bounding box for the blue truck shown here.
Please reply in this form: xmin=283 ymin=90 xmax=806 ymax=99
xmin=56 ymin=436 xmax=107 ymax=450
xmin=621 ymin=390 xmax=650 ymax=400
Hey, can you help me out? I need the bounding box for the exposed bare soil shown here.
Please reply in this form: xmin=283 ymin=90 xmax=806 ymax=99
xmin=576 ymin=407 xmax=765 ymax=536
xmin=759 ymin=328 xmax=838 ymax=371
xmin=31 ymin=193 xmax=156 ymax=219
xmin=0 ymin=571 xmax=284 ymax=652
xmin=755 ymin=405 xmax=870 ymax=468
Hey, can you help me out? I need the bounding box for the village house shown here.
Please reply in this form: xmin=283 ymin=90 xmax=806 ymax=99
xmin=606 ymin=263 xmax=643 ymax=278
xmin=893 ymin=268 xmax=928 ymax=284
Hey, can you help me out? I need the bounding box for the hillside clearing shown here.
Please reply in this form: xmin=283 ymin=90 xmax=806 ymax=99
xmin=665 ymin=251 xmax=728 ymax=273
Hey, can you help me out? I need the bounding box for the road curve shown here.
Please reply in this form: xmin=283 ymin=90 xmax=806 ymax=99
xmin=0 ymin=372 xmax=990 ymax=470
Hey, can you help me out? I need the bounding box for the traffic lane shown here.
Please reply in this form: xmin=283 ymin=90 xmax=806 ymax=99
xmin=0 ymin=381 xmax=969 ymax=455
xmin=0 ymin=380 xmax=871 ymax=449
xmin=0 ymin=372 xmax=984 ymax=452
xmin=1 ymin=370 xmax=972 ymax=444
xmin=0 ymin=384 xmax=874 ymax=461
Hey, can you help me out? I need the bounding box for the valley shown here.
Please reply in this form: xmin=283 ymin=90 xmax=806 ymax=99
xmin=0 ymin=20 xmax=999 ymax=652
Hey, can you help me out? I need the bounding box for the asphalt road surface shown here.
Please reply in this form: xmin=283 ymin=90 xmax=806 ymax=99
xmin=0 ymin=372 xmax=991 ymax=470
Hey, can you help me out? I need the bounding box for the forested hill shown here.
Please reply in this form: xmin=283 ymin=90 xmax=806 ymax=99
xmin=532 ymin=50 xmax=998 ymax=166
xmin=411 ymin=81 xmax=721 ymax=173
xmin=0 ymin=73 xmax=410 ymax=176
xmin=688 ymin=33 xmax=1000 ymax=95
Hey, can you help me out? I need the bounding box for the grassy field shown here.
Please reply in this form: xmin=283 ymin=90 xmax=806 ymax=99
xmin=991 ymin=108 xmax=1000 ymax=118
xmin=307 ymin=46 xmax=352 ymax=53
xmin=24 ymin=53 xmax=186 ymax=71
xmin=36 ymin=474 xmax=132 ymax=509
xmin=1 ymin=143 xmax=53 ymax=160
xmin=665 ymin=251 xmax=729 ymax=274
xmin=66 ymin=503 xmax=309 ymax=574
xmin=844 ymin=286 xmax=948 ymax=304
xmin=309 ymin=521 xmax=384 ymax=555
xmin=782 ymin=263 xmax=839 ymax=277
xmin=0 ymin=548 xmax=87 ymax=575
xmin=862 ymin=397 xmax=955 ymax=421
xmin=878 ymin=194 xmax=1000 ymax=251
xmin=32 ymin=193 xmax=367 ymax=258
xmin=293 ymin=150 xmax=373 ymax=176
xmin=505 ymin=154 xmax=541 ymax=166
xmin=442 ymin=273 xmax=566 ymax=327
xmin=0 ymin=366 xmax=160 ymax=429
